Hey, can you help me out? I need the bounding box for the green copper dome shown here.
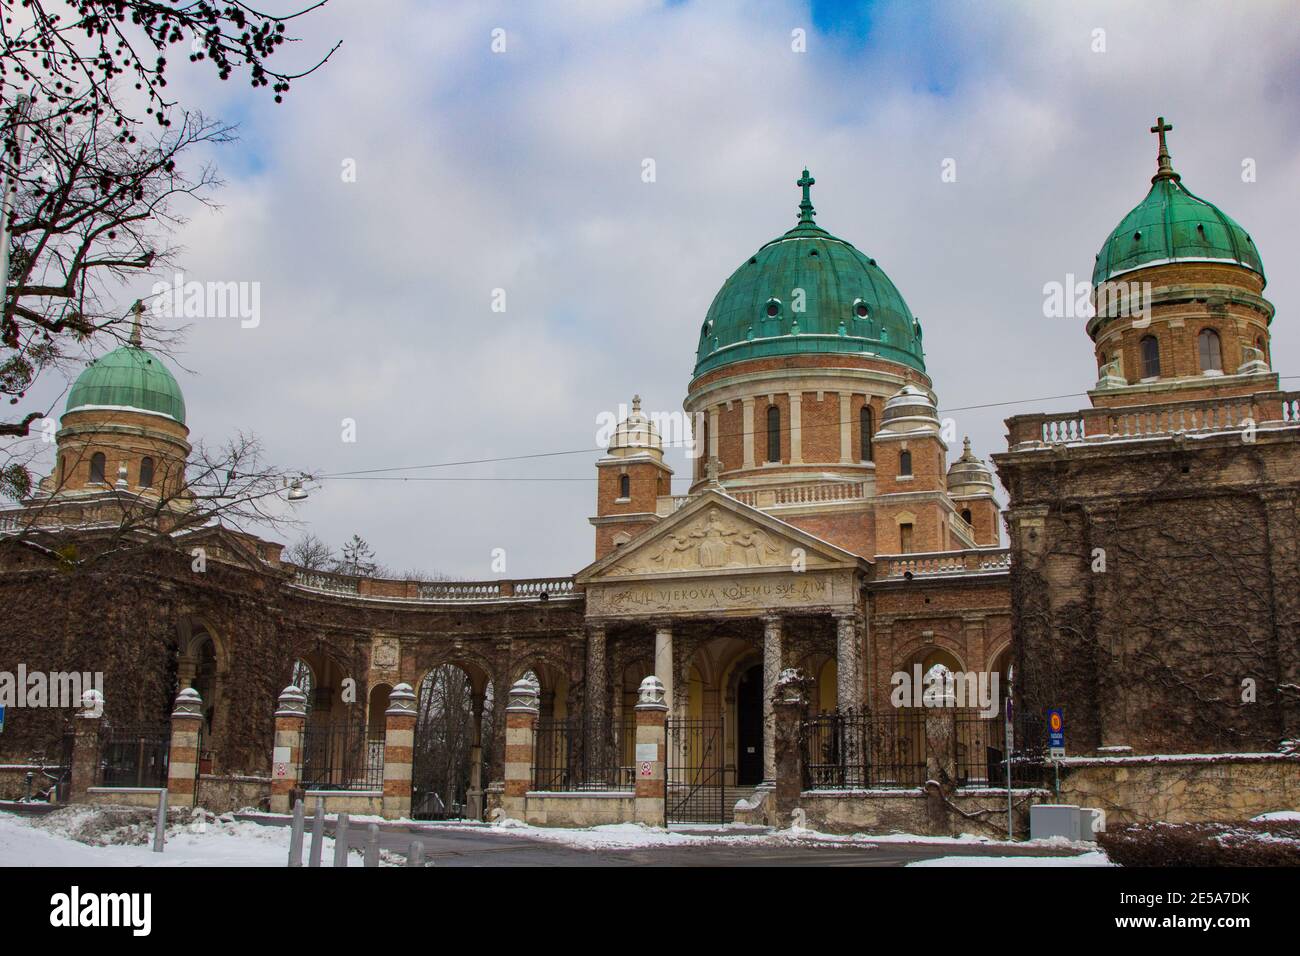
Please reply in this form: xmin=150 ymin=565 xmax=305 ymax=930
xmin=1093 ymin=118 xmax=1264 ymax=287
xmin=693 ymin=170 xmax=924 ymax=379
xmin=66 ymin=340 xmax=186 ymax=425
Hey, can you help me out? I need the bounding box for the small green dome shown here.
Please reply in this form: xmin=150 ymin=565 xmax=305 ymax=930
xmin=66 ymin=344 xmax=186 ymax=424
xmin=1093 ymin=119 xmax=1264 ymax=287
xmin=693 ymin=170 xmax=924 ymax=379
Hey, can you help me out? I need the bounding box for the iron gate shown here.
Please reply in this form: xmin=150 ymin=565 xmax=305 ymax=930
xmin=665 ymin=718 xmax=726 ymax=824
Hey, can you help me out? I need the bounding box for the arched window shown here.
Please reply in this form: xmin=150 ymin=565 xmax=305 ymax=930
xmin=766 ymin=405 xmax=781 ymax=463
xmin=89 ymin=452 xmax=106 ymax=484
xmin=1198 ymin=328 xmax=1222 ymax=372
xmin=860 ymin=405 xmax=874 ymax=462
xmin=139 ymin=456 xmax=155 ymax=488
xmin=899 ymin=450 xmax=912 ymax=476
xmin=618 ymin=473 xmax=630 ymax=499
xmin=961 ymin=508 xmax=973 ymax=525
xmin=1139 ymin=335 xmax=1160 ymax=378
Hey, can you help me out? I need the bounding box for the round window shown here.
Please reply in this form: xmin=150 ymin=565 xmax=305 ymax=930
xmin=854 ymin=300 xmax=869 ymax=318
xmin=765 ymin=300 xmax=780 ymax=318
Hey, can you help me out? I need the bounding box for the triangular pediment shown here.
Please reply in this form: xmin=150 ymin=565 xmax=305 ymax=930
xmin=576 ymin=489 xmax=866 ymax=583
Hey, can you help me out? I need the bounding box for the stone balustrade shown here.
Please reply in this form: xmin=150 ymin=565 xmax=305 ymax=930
xmin=1006 ymin=390 xmax=1300 ymax=450
xmin=877 ymin=548 xmax=1011 ymax=579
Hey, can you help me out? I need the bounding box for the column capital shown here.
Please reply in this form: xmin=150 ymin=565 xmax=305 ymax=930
xmin=275 ymin=684 xmax=308 ymax=718
xmin=171 ymin=687 xmax=203 ymax=720
xmin=385 ymin=682 xmax=417 ymax=717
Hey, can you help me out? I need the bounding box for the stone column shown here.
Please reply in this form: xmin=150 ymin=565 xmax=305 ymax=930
xmin=762 ymin=614 xmax=783 ymax=786
xmin=466 ymin=690 xmax=485 ymax=820
xmin=923 ymin=665 xmax=957 ymax=835
xmin=742 ymin=398 xmax=756 ymax=468
xmin=708 ymin=406 xmax=720 ymax=462
xmin=839 ymin=393 xmax=852 ymax=463
xmin=788 ymin=393 xmax=803 ymax=465
xmin=69 ymin=689 xmax=104 ymax=803
xmin=382 ymin=683 xmax=416 ymax=820
xmin=834 ymin=612 xmax=863 ymax=712
xmin=270 ymin=685 xmax=307 ymax=814
xmin=502 ymin=676 xmax=539 ymax=821
xmin=633 ymin=676 xmax=668 ymax=827
xmin=166 ymin=688 xmax=203 ymax=807
xmin=585 ymin=622 xmax=608 ymax=771
xmin=653 ymin=622 xmax=674 ymax=711
xmin=772 ymin=668 xmax=809 ymax=825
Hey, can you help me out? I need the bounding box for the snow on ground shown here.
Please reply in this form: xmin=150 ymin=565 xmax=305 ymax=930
xmin=1252 ymin=811 xmax=1300 ymax=822
xmin=0 ymin=807 xmax=366 ymax=867
xmin=474 ymin=818 xmax=1103 ymax=858
xmin=908 ymin=851 xmax=1113 ymax=867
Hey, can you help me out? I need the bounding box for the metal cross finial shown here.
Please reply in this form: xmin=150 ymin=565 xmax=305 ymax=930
xmin=129 ymin=299 xmax=144 ymax=347
xmin=1149 ymin=116 xmax=1179 ymax=182
xmin=797 ymin=168 xmax=816 ymax=222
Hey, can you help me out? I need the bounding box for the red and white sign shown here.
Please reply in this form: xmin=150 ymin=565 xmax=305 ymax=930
xmin=639 ymin=761 xmax=651 ymax=777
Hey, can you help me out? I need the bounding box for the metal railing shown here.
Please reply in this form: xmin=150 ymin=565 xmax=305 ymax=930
xmin=532 ymin=718 xmax=631 ymax=792
xmin=299 ymin=719 xmax=384 ymax=791
xmin=100 ymin=723 xmax=171 ymax=789
xmin=802 ymin=708 xmax=1048 ymax=790
xmin=802 ymin=709 xmax=927 ymax=789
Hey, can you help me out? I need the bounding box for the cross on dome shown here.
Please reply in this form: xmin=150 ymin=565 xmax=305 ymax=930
xmin=797 ymin=168 xmax=816 ymax=223
xmin=1149 ymin=116 xmax=1179 ymax=183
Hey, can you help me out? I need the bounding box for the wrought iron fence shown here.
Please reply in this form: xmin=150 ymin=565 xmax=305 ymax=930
xmin=665 ymin=718 xmax=728 ymax=824
xmin=299 ymin=719 xmax=384 ymax=791
xmin=802 ymin=709 xmax=927 ymax=790
xmin=803 ymin=707 xmax=1050 ymax=791
xmin=532 ymin=718 xmax=631 ymax=791
xmin=100 ymin=723 xmax=171 ymax=788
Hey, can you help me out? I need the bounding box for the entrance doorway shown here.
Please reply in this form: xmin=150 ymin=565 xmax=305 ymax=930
xmin=736 ymin=664 xmax=764 ymax=786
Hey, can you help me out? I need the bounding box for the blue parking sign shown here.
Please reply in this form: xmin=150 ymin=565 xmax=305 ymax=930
xmin=1048 ymin=708 xmax=1065 ymax=757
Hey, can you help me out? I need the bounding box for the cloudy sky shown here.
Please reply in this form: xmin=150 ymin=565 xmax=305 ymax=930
xmin=34 ymin=0 xmax=1300 ymax=579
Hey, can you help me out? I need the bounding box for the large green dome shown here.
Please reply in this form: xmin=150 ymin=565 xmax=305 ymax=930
xmin=66 ymin=343 xmax=186 ymax=424
xmin=1093 ymin=119 xmax=1264 ymax=287
xmin=693 ymin=170 xmax=924 ymax=379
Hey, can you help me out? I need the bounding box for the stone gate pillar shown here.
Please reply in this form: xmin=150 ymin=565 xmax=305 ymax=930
xmin=270 ymin=685 xmax=307 ymax=814
xmin=167 ymin=688 xmax=203 ymax=806
xmin=69 ymin=689 xmax=104 ymax=803
xmin=772 ymin=668 xmax=809 ymax=825
xmin=502 ymin=676 xmax=539 ymax=821
xmin=633 ymin=676 xmax=668 ymax=827
xmin=382 ymin=683 xmax=416 ymax=820
xmin=762 ymin=614 xmax=783 ymax=787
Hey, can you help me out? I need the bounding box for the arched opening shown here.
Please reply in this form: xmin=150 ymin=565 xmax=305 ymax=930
xmin=899 ymin=449 xmax=912 ymax=476
xmin=735 ymin=663 xmax=764 ymax=786
xmin=1140 ymin=335 xmax=1161 ymax=378
xmin=766 ymin=404 xmax=781 ymax=462
xmin=1198 ymin=328 xmax=1222 ymax=372
xmin=860 ymin=404 xmax=873 ymax=462
xmin=366 ymin=682 xmax=393 ymax=740
xmin=618 ymin=473 xmax=630 ymax=499
xmin=412 ymin=665 xmax=495 ymax=820
xmin=961 ymin=507 xmax=973 ymax=526
xmin=89 ymin=452 xmax=106 ymax=484
xmin=139 ymin=456 xmax=155 ymax=488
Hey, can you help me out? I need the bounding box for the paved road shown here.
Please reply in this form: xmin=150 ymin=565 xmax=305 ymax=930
xmin=249 ymin=818 xmax=1085 ymax=867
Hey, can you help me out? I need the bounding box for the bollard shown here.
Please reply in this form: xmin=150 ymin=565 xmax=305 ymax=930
xmin=332 ymin=812 xmax=350 ymax=868
xmin=406 ymin=839 xmax=425 ymax=867
xmin=364 ymin=822 xmax=380 ymax=868
xmin=288 ymin=798 xmax=305 ymax=867
xmin=152 ymin=788 xmax=168 ymax=853
xmin=308 ymin=796 xmax=324 ymax=868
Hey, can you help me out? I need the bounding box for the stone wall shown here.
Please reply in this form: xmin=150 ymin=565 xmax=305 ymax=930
xmin=522 ymin=791 xmax=635 ymax=827
xmin=1058 ymin=754 xmax=1300 ymax=826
